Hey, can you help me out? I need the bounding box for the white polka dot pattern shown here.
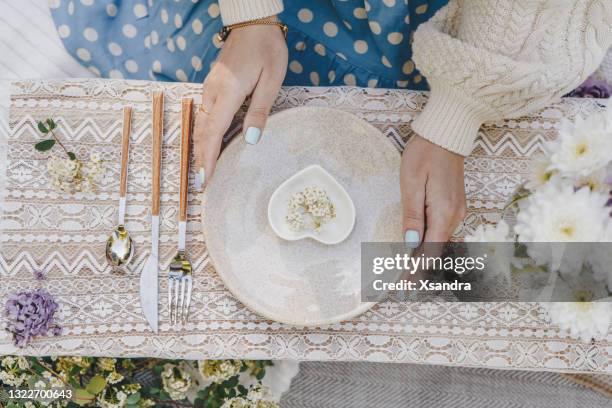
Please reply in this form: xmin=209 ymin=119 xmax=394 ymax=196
xmin=51 ymin=0 xmax=432 ymax=87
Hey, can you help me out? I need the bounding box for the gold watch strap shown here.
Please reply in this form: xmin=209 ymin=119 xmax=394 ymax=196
xmin=217 ymin=17 xmax=288 ymax=42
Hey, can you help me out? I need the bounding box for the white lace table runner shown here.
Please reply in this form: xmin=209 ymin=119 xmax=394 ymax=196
xmin=1 ymin=79 xmax=610 ymax=374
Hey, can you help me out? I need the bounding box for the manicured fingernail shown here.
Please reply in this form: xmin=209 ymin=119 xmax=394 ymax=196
xmin=195 ymin=167 xmax=205 ymax=191
xmin=244 ymin=127 xmax=261 ymax=145
xmin=404 ymin=230 xmax=420 ymax=248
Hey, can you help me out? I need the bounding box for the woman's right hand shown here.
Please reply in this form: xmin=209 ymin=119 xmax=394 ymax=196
xmin=193 ymin=19 xmax=288 ymax=190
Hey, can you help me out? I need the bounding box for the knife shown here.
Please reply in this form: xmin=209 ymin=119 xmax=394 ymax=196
xmin=140 ymin=90 xmax=164 ymax=333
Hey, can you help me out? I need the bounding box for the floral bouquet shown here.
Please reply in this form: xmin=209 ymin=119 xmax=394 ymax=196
xmin=0 ymin=357 xmax=280 ymax=408
xmin=466 ymin=102 xmax=612 ymax=342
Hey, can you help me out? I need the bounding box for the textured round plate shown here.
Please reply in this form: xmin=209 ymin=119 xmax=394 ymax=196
xmin=202 ymin=107 xmax=402 ymax=326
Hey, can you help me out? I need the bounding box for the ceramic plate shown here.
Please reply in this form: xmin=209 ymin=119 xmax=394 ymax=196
xmin=202 ymin=107 xmax=402 ymax=326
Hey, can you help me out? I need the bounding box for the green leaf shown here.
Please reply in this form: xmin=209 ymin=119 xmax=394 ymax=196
xmin=35 ymin=139 xmax=55 ymax=152
xmin=126 ymin=392 xmax=141 ymax=405
xmin=85 ymin=375 xmax=107 ymax=395
xmin=72 ymin=389 xmax=96 ymax=406
xmin=149 ymin=387 xmax=160 ymax=395
xmin=37 ymin=121 xmax=49 ymax=133
xmin=46 ymin=118 xmax=56 ymax=130
xmin=67 ymin=151 xmax=77 ymax=160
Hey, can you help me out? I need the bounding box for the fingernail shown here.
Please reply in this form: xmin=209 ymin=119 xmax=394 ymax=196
xmin=244 ymin=127 xmax=261 ymax=145
xmin=195 ymin=167 xmax=205 ymax=191
xmin=404 ymin=230 xmax=420 ymax=249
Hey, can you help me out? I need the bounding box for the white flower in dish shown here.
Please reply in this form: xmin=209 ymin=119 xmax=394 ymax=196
xmin=541 ymin=300 xmax=612 ymax=342
xmin=285 ymin=186 xmax=336 ymax=232
xmin=465 ymin=220 xmax=515 ymax=283
xmin=549 ymin=105 xmax=612 ymax=177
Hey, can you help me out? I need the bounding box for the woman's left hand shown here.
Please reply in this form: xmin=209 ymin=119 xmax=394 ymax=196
xmin=400 ymin=135 xmax=467 ymax=247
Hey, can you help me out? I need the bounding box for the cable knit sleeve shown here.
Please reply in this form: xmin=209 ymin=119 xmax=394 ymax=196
xmin=218 ymin=0 xmax=284 ymax=26
xmin=411 ymin=0 xmax=612 ymax=156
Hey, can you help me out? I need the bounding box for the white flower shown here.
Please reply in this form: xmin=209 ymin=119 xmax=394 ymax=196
xmin=221 ymin=385 xmax=279 ymax=408
xmin=106 ymin=372 xmax=124 ymax=385
xmin=515 ymin=184 xmax=608 ymax=242
xmin=246 ymin=384 xmax=268 ymax=401
xmin=161 ymin=363 xmax=191 ymax=401
xmin=0 ymin=370 xmax=27 ymax=387
xmin=548 ymin=106 xmax=612 ymax=177
xmin=286 ymin=186 xmax=335 ymax=232
xmin=524 ymin=154 xmax=557 ymax=191
xmin=465 ymin=220 xmax=516 ymax=282
xmin=46 ymin=155 xmax=81 ymax=193
xmin=1 ymin=357 xmax=16 ymax=368
xmin=45 ymin=152 xmax=105 ymax=194
xmin=198 ymin=360 xmax=242 ymax=384
xmin=16 ymin=357 xmax=29 ymax=370
xmin=221 ymin=397 xmax=250 ymax=408
xmin=574 ymin=167 xmax=610 ymax=193
xmin=542 ymin=301 xmax=611 ymax=342
xmin=90 ymin=152 xmax=102 ymax=162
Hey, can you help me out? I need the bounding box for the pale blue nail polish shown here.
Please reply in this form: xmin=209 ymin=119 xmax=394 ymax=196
xmin=244 ymin=127 xmax=261 ymax=145
xmin=404 ymin=230 xmax=420 ymax=248
xmin=195 ymin=167 xmax=205 ymax=191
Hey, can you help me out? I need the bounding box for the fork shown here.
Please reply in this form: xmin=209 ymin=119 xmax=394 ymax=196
xmin=169 ymin=98 xmax=194 ymax=326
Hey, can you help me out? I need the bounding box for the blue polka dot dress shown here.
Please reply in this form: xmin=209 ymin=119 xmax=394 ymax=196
xmin=50 ymin=0 xmax=448 ymax=90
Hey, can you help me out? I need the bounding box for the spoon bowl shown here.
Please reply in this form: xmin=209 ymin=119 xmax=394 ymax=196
xmin=106 ymin=225 xmax=134 ymax=267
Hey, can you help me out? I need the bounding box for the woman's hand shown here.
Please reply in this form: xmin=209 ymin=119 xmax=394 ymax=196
xmin=193 ymin=20 xmax=288 ymax=190
xmin=401 ymin=135 xmax=467 ymax=247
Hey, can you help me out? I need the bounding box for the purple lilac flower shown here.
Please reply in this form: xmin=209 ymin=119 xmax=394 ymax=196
xmin=567 ymin=77 xmax=612 ymax=99
xmin=4 ymin=289 xmax=61 ymax=348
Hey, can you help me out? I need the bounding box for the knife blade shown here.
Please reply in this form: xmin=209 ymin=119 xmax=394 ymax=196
xmin=140 ymin=90 xmax=164 ymax=333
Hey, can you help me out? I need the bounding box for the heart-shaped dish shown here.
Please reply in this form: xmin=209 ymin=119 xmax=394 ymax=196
xmin=267 ymin=165 xmax=356 ymax=245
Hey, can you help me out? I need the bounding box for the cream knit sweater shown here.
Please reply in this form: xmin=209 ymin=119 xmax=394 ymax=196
xmin=219 ymin=0 xmax=612 ymax=156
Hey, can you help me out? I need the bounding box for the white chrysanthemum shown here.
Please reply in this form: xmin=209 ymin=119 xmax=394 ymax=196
xmin=549 ymin=105 xmax=612 ymax=177
xmin=574 ymin=167 xmax=610 ymax=193
xmin=465 ymin=220 xmax=515 ymax=282
xmin=542 ymin=301 xmax=611 ymax=342
xmin=524 ymin=154 xmax=557 ymax=191
xmin=515 ymin=183 xmax=608 ymax=242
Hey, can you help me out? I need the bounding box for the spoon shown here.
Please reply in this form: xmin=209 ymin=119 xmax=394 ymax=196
xmin=106 ymin=106 xmax=134 ymax=269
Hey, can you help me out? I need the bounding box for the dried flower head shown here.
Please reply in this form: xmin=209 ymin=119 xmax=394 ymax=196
xmin=4 ymin=289 xmax=61 ymax=348
xmin=286 ymin=186 xmax=336 ymax=231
